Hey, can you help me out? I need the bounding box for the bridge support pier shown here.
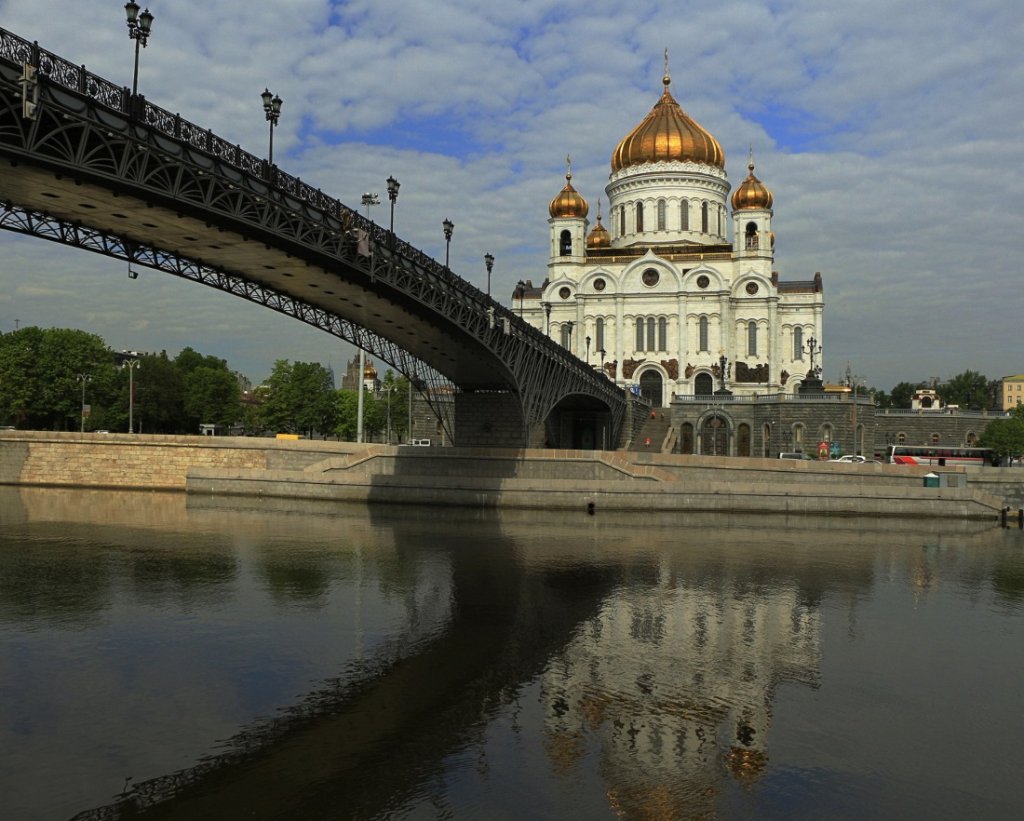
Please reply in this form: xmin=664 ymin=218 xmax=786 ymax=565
xmin=454 ymin=393 xmax=529 ymax=448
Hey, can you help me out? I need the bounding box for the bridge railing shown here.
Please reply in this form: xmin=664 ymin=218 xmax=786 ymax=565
xmin=0 ymin=26 xmax=622 ymax=408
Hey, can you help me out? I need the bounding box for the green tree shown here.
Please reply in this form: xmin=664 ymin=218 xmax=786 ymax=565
xmin=334 ymin=390 xmax=359 ymax=441
xmin=889 ymin=382 xmax=919 ymax=409
xmin=979 ymin=408 xmax=1024 ymax=465
xmin=184 ymin=366 xmax=241 ymax=431
xmin=941 ymin=370 xmax=992 ymax=410
xmin=132 ymin=352 xmax=187 ymax=433
xmin=260 ymin=360 xmax=337 ymax=437
xmin=0 ymin=327 xmax=115 ymax=430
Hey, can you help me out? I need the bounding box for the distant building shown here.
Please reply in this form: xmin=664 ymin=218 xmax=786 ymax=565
xmin=1001 ymin=374 xmax=1024 ymax=411
xmin=911 ymin=388 xmax=944 ymax=411
xmin=339 ymin=354 xmax=378 ymax=392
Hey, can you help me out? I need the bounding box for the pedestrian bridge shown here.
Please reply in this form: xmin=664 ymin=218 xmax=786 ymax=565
xmin=0 ymin=28 xmax=631 ymax=447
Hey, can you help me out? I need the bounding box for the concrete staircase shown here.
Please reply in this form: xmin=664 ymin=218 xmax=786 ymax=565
xmin=630 ymin=412 xmax=672 ymax=452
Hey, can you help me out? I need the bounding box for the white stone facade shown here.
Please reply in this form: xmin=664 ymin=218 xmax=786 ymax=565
xmin=519 ymin=78 xmax=825 ymax=408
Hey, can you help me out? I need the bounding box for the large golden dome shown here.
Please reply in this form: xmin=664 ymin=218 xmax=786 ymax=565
xmin=731 ymin=157 xmax=774 ymax=210
xmin=611 ymin=73 xmax=725 ymax=172
xmin=549 ymin=170 xmax=589 ymax=219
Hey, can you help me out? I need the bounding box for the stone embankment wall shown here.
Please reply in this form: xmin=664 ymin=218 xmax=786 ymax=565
xmin=0 ymin=431 xmax=362 ymax=490
xmin=0 ymin=430 xmax=1014 ymax=519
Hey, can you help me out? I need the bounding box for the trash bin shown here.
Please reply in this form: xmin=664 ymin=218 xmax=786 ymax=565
xmin=923 ymin=472 xmax=940 ymax=488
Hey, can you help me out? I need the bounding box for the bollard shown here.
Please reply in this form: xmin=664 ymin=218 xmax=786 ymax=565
xmin=587 ymin=501 xmax=595 ymax=516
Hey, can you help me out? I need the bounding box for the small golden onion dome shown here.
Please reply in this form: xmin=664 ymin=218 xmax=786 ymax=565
xmin=363 ymin=363 xmax=377 ymax=379
xmin=611 ymin=73 xmax=725 ymax=172
xmin=731 ymin=158 xmax=774 ymax=210
xmin=587 ymin=217 xmax=610 ymax=248
xmin=549 ymin=171 xmax=589 ymax=219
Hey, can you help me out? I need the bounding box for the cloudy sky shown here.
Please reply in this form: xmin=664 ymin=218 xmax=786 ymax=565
xmin=0 ymin=0 xmax=1020 ymax=390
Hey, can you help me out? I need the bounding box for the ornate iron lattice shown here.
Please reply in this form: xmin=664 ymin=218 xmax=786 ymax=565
xmin=0 ymin=26 xmax=627 ymax=443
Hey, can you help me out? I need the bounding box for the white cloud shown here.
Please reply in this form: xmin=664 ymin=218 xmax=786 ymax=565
xmin=1 ymin=0 xmax=1022 ymax=388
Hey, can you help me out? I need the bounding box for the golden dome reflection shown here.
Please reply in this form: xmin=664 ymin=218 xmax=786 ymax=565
xmin=611 ymin=72 xmax=725 ymax=173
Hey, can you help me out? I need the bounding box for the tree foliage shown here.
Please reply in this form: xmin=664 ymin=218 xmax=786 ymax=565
xmin=941 ymin=370 xmax=996 ymax=410
xmin=979 ymin=407 xmax=1024 ymax=464
xmin=256 ymin=360 xmax=337 ymax=437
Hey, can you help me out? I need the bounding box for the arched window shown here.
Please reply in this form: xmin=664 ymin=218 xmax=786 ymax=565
xmin=820 ymin=423 xmax=833 ymax=442
xmin=701 ymin=201 xmax=709 ymax=233
xmin=931 ymin=432 xmax=941 ymax=444
xmin=619 ymin=206 xmax=625 ymax=236
xmin=680 ymin=199 xmax=689 ymax=230
xmin=747 ymin=321 xmax=757 ymax=356
xmin=636 ymin=202 xmax=644 ymax=233
xmin=657 ymin=199 xmax=666 ymax=230
xmin=559 ymin=229 xmax=572 ymax=256
xmin=646 ymin=317 xmax=656 ymax=352
xmin=897 ymin=431 xmax=907 ymax=445
xmin=699 ymin=316 xmax=709 ymax=352
xmin=966 ymin=431 xmax=977 ymax=446
xmin=560 ymin=323 xmax=573 ymax=348
xmin=762 ymin=423 xmax=772 ymax=458
xmin=745 ymin=221 xmax=758 ymax=250
xmin=737 ymin=423 xmax=751 ymax=457
xmin=635 ymin=317 xmax=644 ymax=351
xmin=658 ymin=317 xmax=667 ymax=351
xmin=595 ymin=318 xmax=605 ymax=354
xmin=794 ymin=327 xmax=804 ymax=360
xmin=793 ymin=423 xmax=805 ymax=448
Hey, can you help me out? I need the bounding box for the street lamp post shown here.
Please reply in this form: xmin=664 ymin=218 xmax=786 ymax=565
xmin=484 ymin=252 xmax=494 ymax=297
xmin=123 ymin=356 xmax=141 ymax=433
xmin=516 ymin=280 xmax=526 ymax=316
xmin=599 ymin=348 xmax=607 ymax=377
xmin=386 ymin=175 xmax=400 ymax=239
xmin=357 ymin=193 xmax=379 ymax=445
xmin=442 ymin=218 xmax=454 ymax=269
xmin=541 ymin=302 xmax=551 ymax=337
xmin=261 ymin=88 xmax=283 ymax=165
xmin=76 ymin=373 xmax=92 ymax=433
xmin=585 ymin=335 xmax=591 ymax=365
xmin=124 ymin=2 xmax=154 ymax=101
xmin=565 ymin=320 xmax=575 ymax=352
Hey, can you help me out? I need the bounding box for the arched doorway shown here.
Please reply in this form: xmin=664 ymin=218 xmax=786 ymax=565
xmin=701 ymin=414 xmax=728 ymax=456
xmin=694 ymin=372 xmax=714 ymax=396
xmin=639 ymin=370 xmax=663 ymax=407
xmin=679 ymin=423 xmax=694 ymax=454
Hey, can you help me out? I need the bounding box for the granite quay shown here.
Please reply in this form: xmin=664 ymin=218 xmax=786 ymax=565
xmin=0 ymin=430 xmax=1016 ymax=521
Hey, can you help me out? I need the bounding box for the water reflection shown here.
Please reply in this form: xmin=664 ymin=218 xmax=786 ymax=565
xmin=0 ymin=487 xmax=1020 ymax=820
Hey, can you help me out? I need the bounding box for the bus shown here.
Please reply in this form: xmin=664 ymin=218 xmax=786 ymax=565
xmin=886 ymin=445 xmax=997 ymax=467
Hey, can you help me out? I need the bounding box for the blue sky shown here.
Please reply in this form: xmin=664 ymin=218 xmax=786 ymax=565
xmin=0 ymin=0 xmax=1021 ymax=390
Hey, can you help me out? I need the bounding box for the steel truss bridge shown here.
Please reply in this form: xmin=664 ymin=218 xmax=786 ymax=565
xmin=0 ymin=28 xmax=627 ymax=446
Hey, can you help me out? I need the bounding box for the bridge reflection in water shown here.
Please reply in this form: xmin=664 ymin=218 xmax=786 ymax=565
xmin=0 ymin=488 xmax=1021 ymax=820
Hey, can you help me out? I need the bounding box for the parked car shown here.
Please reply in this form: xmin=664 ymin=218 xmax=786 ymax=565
xmin=833 ymin=455 xmax=867 ymax=463
xmin=778 ymin=452 xmax=814 ymax=460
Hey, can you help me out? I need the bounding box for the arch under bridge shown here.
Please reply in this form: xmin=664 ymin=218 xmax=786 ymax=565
xmin=0 ymin=29 xmax=631 ymax=448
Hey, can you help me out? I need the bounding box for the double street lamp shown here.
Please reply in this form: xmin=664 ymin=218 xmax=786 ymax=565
xmin=124 ymin=2 xmax=154 ymax=100
xmin=76 ymin=373 xmax=92 ymax=433
xmin=261 ymin=88 xmax=283 ymax=165
xmin=356 ymin=193 xmax=380 ymax=445
xmin=442 ymin=218 xmax=454 ymax=269
xmin=123 ymin=356 xmax=141 ymax=433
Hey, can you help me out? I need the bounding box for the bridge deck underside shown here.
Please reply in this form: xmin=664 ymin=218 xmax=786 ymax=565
xmin=0 ymin=164 xmax=505 ymax=388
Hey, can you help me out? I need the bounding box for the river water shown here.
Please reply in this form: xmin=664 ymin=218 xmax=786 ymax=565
xmin=1 ymin=486 xmax=1022 ymax=820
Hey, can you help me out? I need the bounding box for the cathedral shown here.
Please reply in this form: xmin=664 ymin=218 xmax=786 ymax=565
xmin=519 ymin=62 xmax=824 ymax=410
